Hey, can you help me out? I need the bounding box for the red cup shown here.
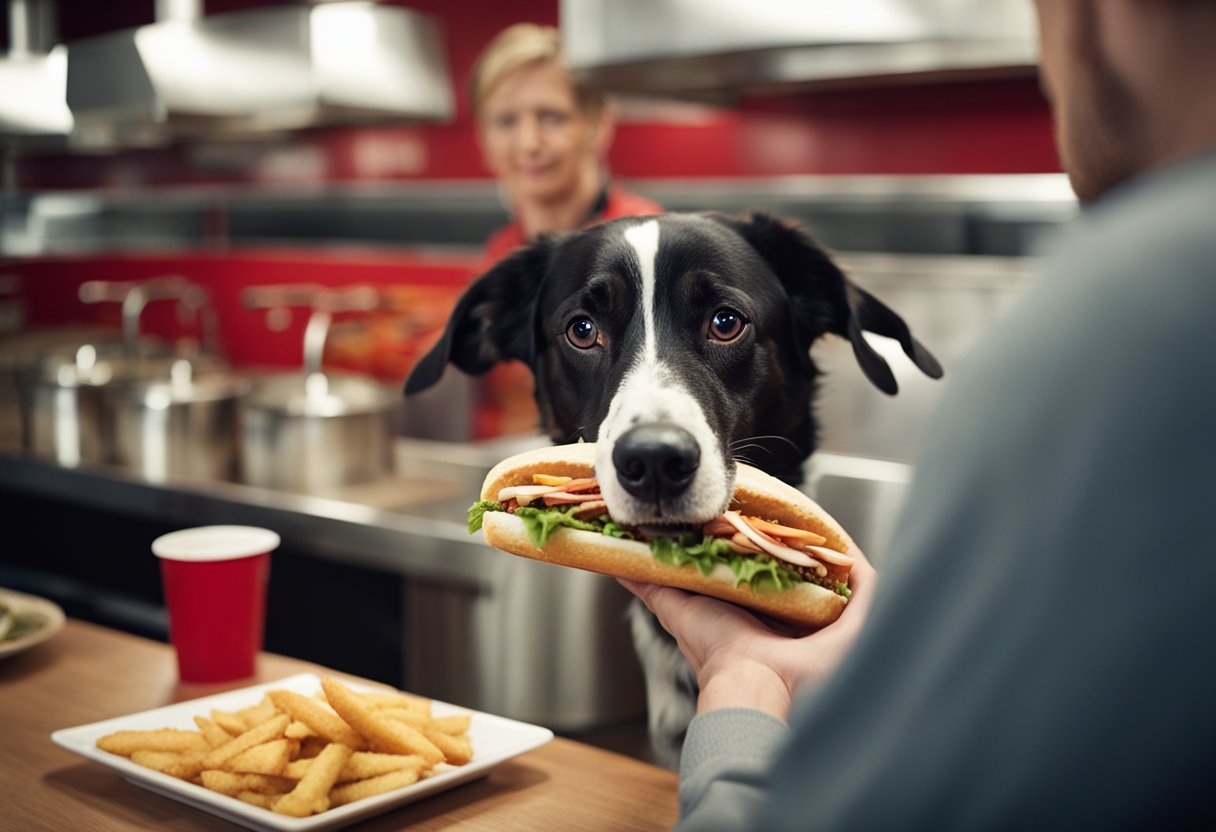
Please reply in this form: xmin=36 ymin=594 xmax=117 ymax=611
xmin=152 ymin=526 xmax=279 ymax=683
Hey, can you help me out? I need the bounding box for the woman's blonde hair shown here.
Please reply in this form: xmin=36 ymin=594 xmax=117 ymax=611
xmin=469 ymin=23 xmax=606 ymax=119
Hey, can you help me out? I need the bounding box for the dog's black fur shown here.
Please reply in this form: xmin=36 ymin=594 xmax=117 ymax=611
xmin=406 ymin=212 xmax=941 ymax=765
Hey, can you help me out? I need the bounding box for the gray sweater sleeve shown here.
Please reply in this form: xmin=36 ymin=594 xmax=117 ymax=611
xmin=677 ymin=151 xmax=1216 ymax=830
xmin=675 ymin=709 xmax=788 ymax=832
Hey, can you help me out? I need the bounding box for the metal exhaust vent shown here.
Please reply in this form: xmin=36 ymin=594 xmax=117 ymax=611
xmin=65 ymin=0 xmax=454 ymax=150
xmin=0 ymin=0 xmax=73 ymax=149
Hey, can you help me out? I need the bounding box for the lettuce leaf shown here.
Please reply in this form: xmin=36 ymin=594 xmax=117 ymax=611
xmin=650 ymin=533 xmax=735 ymax=577
xmin=728 ymin=554 xmax=803 ymax=592
xmin=468 ymin=500 xmax=504 ymax=534
xmin=513 ymin=505 xmax=605 ymax=548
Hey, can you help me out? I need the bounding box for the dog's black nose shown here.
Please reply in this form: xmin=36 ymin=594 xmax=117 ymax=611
xmin=613 ymin=423 xmax=701 ymax=503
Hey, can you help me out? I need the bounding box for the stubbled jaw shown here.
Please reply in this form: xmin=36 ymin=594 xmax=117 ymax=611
xmin=594 ymin=361 xmax=735 ymax=527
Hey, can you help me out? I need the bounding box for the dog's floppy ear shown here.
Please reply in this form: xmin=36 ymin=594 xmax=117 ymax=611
xmin=404 ymin=239 xmax=554 ymax=396
xmin=710 ymin=211 xmax=943 ymax=395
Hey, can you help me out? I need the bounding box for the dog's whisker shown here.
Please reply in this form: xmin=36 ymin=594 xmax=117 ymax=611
xmin=728 ymin=435 xmax=803 ymax=454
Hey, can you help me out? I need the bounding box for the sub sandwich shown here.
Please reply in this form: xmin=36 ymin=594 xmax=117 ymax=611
xmin=468 ymin=442 xmax=857 ymax=627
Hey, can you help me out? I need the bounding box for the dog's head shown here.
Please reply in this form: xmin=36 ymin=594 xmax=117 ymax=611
xmin=406 ymin=212 xmax=941 ymax=527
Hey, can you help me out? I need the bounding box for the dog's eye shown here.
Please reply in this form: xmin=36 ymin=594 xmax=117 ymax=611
xmin=566 ymin=316 xmax=600 ymax=349
xmin=708 ymin=308 xmax=746 ymax=342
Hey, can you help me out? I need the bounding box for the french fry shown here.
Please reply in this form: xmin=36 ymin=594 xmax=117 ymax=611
xmin=203 ymin=714 xmax=290 ymax=770
xmin=321 ymin=678 xmax=444 ymax=766
xmin=201 ymin=770 xmax=296 ymax=797
xmin=224 ymin=738 xmax=291 ymax=775
xmin=274 ymin=742 xmax=352 ymax=817
xmin=131 ymin=749 xmax=208 ymax=780
xmin=129 ymin=751 xmax=179 ymax=770
xmin=165 ymin=750 xmax=209 ymax=781
xmin=97 ymin=729 xmax=209 ymax=757
xmin=380 ymin=707 xmax=425 ymax=729
xmin=285 ymin=751 xmax=427 ymax=783
xmin=193 ymin=715 xmax=233 ymax=748
xmin=236 ymin=791 xmax=278 ymax=810
xmin=267 ymin=689 xmax=366 ymax=749
xmin=329 ymin=768 xmax=422 ymax=807
xmin=235 ymin=697 xmax=277 ymax=730
xmin=362 ymin=691 xmax=432 ymax=716
xmin=423 ymin=727 xmax=473 ymax=766
xmin=381 ymin=708 xmax=473 ymax=739
xmin=284 ymin=720 xmax=316 ymax=740
xmin=426 ymin=715 xmax=472 ymax=736
xmin=209 ymin=709 xmax=248 ymax=736
xmin=341 ymin=752 xmax=428 ymax=782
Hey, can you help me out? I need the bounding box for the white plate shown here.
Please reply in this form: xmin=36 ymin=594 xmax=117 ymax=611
xmin=0 ymin=587 xmax=66 ymax=659
xmin=52 ymin=672 xmax=554 ymax=832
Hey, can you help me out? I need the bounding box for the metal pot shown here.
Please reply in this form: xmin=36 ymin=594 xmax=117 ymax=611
xmin=240 ymin=370 xmax=396 ymax=492
xmin=0 ymin=325 xmax=124 ymax=453
xmin=18 ymin=341 xmax=123 ymax=467
xmin=107 ymin=355 xmax=247 ymax=483
xmin=238 ymin=283 xmax=395 ymax=493
xmin=17 ymin=277 xmax=243 ymax=480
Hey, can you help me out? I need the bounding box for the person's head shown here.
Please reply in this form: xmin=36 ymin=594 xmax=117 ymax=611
xmin=470 ymin=23 xmax=615 ymax=210
xmin=1032 ymin=0 xmax=1216 ymax=202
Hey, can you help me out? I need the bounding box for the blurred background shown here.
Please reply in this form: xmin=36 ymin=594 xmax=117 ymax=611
xmin=0 ymin=0 xmax=1074 ymax=762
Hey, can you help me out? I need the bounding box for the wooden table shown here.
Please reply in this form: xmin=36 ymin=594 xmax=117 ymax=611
xmin=1 ymin=619 xmax=678 ymax=831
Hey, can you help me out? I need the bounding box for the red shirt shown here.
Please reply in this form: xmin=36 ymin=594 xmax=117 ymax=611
xmin=480 ymin=186 xmax=662 ymax=269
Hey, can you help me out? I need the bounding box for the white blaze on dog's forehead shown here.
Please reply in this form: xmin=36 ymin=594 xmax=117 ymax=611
xmin=623 ymin=219 xmax=660 ymax=364
xmin=595 ymin=218 xmax=732 ymax=525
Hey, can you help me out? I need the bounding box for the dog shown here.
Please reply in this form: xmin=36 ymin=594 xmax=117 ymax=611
xmin=405 ymin=211 xmax=941 ymax=767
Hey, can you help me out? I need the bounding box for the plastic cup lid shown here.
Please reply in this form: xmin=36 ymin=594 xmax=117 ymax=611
xmin=152 ymin=525 xmax=280 ymax=562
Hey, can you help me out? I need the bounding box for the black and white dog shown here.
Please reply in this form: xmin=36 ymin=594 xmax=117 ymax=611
xmin=406 ymin=212 xmax=941 ymax=765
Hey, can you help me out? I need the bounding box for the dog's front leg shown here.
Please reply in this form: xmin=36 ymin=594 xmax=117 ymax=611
xmin=626 ymin=598 xmax=699 ymax=770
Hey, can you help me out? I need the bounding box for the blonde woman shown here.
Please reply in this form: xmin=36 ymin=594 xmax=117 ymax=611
xmin=471 ymin=23 xmax=660 ymax=266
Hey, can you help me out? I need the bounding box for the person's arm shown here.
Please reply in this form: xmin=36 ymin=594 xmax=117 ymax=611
xmin=673 ymin=708 xmax=788 ymax=832
xmin=620 ymin=556 xmax=876 ymax=829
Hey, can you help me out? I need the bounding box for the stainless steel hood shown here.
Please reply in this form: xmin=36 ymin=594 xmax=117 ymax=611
xmin=561 ymin=0 xmax=1039 ymax=103
xmin=0 ymin=0 xmax=73 ymax=148
xmin=65 ymin=1 xmax=454 ymax=150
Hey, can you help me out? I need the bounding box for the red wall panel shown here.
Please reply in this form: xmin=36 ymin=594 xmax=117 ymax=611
xmin=6 ymin=249 xmax=479 ymax=378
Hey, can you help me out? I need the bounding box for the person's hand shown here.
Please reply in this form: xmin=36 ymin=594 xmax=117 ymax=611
xmin=620 ymin=552 xmax=876 ymax=722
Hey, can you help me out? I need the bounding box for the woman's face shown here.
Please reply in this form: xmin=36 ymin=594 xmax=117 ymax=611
xmin=478 ymin=60 xmax=606 ymax=207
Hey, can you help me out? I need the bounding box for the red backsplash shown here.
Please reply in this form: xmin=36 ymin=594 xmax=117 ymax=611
xmin=9 ymin=249 xmax=478 ymax=377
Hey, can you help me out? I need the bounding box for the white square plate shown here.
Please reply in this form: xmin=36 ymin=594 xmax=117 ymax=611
xmin=51 ymin=672 xmax=554 ymax=832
